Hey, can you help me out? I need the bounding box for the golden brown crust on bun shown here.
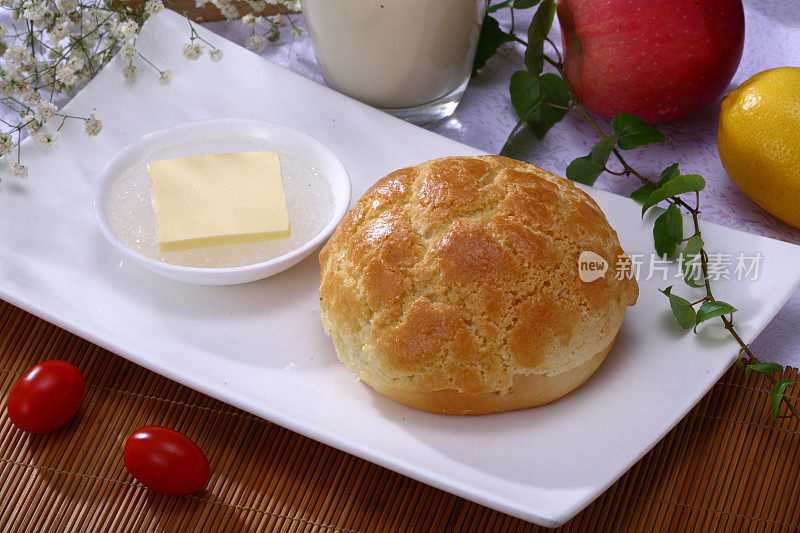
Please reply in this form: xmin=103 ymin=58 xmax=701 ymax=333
xmin=319 ymin=156 xmax=637 ymax=414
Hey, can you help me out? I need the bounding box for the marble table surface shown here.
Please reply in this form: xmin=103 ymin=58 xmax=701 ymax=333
xmin=209 ymin=2 xmax=800 ymax=365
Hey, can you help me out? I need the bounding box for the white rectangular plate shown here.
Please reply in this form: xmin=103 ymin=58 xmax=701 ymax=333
xmin=2 ymin=12 xmax=800 ymax=527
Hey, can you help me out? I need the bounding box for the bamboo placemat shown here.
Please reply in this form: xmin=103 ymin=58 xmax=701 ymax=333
xmin=1 ymin=299 xmax=798 ymax=532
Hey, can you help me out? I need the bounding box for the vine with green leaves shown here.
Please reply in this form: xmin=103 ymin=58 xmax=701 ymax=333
xmin=474 ymin=0 xmax=799 ymax=421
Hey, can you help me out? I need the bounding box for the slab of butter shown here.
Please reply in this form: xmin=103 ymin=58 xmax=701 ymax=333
xmin=148 ymin=151 xmax=290 ymax=253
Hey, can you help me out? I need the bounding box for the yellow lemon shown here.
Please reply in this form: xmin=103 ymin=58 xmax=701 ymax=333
xmin=718 ymin=67 xmax=800 ymax=229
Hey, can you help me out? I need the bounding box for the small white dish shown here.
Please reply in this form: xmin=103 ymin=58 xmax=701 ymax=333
xmin=94 ymin=119 xmax=351 ymax=285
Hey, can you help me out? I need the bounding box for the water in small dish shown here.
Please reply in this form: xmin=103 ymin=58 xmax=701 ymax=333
xmin=105 ymin=136 xmax=334 ymax=268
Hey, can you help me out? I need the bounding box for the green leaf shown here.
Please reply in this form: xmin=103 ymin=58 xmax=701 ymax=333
xmin=659 ymin=286 xmax=696 ymax=330
xmin=488 ymin=0 xmax=514 ymax=12
xmin=629 ymin=163 xmax=680 ymax=204
xmin=509 ymin=71 xmax=570 ymax=139
xmin=566 ymin=135 xmax=619 ymax=185
xmin=681 ymin=234 xmax=705 ymax=287
xmin=694 ymin=300 xmax=737 ymax=332
xmin=642 ymin=174 xmax=706 ymax=216
xmin=472 ymin=15 xmax=514 ymax=74
xmin=630 ymin=182 xmax=658 ymax=203
xmin=653 ymin=204 xmax=683 ymax=258
xmin=658 ymin=163 xmax=680 ymax=185
xmin=663 ymin=205 xmax=684 ymax=242
xmin=736 ymin=344 xmax=750 ymax=369
xmin=611 ymin=113 xmax=669 ymax=150
xmin=524 ymin=0 xmax=556 ymax=76
xmin=488 ymin=0 xmax=541 ymax=11
xmin=744 ymin=362 xmax=783 ymax=377
xmin=770 ymin=379 xmax=796 ymax=420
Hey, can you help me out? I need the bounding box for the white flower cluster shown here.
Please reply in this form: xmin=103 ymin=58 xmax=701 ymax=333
xmin=144 ymin=0 xmax=164 ymax=15
xmin=0 ymin=0 xmax=304 ymax=180
xmin=182 ymin=42 xmax=204 ymax=61
xmin=243 ymin=0 xmax=303 ymax=45
xmin=35 ymin=131 xmax=58 ymax=150
xmin=182 ymin=38 xmax=225 ymax=64
xmin=122 ymin=64 xmax=137 ymax=82
xmin=112 ymin=20 xmax=139 ymax=43
xmin=245 ymin=33 xmax=266 ymax=52
xmin=84 ymin=114 xmax=102 ymax=136
xmin=212 ymin=0 xmax=240 ymax=21
xmin=274 ymin=0 xmax=300 ymax=11
xmin=0 ymin=0 xmax=124 ymax=177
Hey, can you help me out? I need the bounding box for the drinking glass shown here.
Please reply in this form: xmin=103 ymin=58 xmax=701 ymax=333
xmin=302 ymin=0 xmax=488 ymax=125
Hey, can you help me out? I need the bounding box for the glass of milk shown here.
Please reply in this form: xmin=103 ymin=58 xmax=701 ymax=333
xmin=302 ymin=0 xmax=488 ymax=125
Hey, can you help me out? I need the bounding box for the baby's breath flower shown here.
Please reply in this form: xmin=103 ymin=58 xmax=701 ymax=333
xmin=245 ymin=33 xmax=266 ymax=52
xmin=20 ymin=114 xmax=42 ymax=134
xmin=8 ymin=162 xmax=28 ymax=179
xmin=0 ymin=0 xmax=289 ymax=180
xmin=0 ymin=133 xmax=13 ymax=157
xmin=215 ymin=0 xmax=239 ymax=21
xmin=55 ymin=0 xmax=78 ymax=11
xmin=67 ymin=56 xmax=84 ymax=71
xmin=1 ymin=64 xmax=20 ymax=81
xmin=0 ymin=80 xmax=15 ymax=96
xmin=23 ymin=90 xmax=41 ymax=107
xmin=21 ymin=3 xmax=46 ymax=23
xmin=292 ymin=26 xmax=303 ymax=38
xmin=35 ymin=102 xmax=57 ymax=124
xmin=122 ymin=64 xmax=137 ymax=82
xmin=144 ymin=0 xmax=164 ymax=14
xmin=35 ymin=131 xmax=58 ymax=150
xmin=16 ymin=80 xmax=31 ymax=95
xmin=38 ymin=69 xmax=54 ymax=86
xmin=112 ymin=20 xmax=138 ymax=42
xmin=38 ymin=9 xmax=55 ymax=28
xmin=284 ymin=0 xmax=300 ymax=10
xmin=223 ymin=4 xmax=239 ymax=19
xmin=84 ymin=114 xmax=102 ymax=136
xmin=5 ymin=45 xmax=32 ymax=64
xmin=88 ymin=36 xmax=103 ymax=51
xmin=48 ymin=20 xmax=70 ymax=43
xmin=47 ymin=44 xmax=63 ymax=60
xmin=241 ymin=13 xmax=260 ymax=27
xmin=97 ymin=36 xmax=114 ymax=52
xmin=182 ymin=42 xmax=204 ymax=60
xmin=55 ymin=65 xmax=76 ymax=86
xmin=120 ymin=44 xmax=136 ymax=61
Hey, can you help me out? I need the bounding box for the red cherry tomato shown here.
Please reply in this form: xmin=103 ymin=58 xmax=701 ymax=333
xmin=123 ymin=426 xmax=210 ymax=495
xmin=6 ymin=360 xmax=85 ymax=433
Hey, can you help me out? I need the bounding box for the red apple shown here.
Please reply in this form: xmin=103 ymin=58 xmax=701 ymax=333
xmin=557 ymin=0 xmax=745 ymax=123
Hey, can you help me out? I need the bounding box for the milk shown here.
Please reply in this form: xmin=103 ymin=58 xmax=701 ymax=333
xmin=303 ymin=0 xmax=488 ymax=109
